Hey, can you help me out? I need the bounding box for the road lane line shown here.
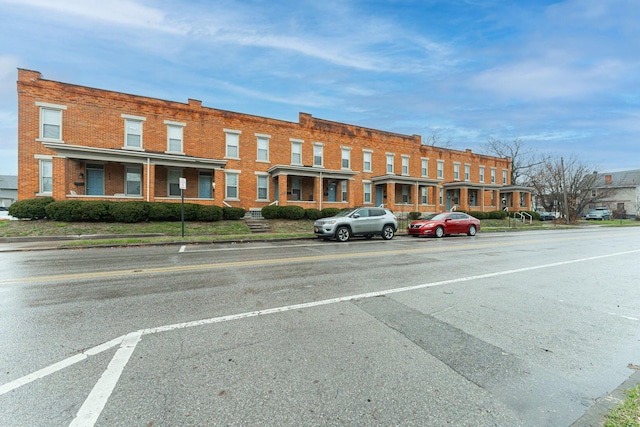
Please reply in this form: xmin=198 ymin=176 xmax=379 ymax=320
xmin=0 ymin=336 xmax=124 ymax=397
xmin=69 ymin=332 xmax=142 ymax=427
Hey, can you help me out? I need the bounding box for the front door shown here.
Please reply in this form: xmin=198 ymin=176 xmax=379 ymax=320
xmin=375 ymin=186 xmax=384 ymax=206
xmin=86 ymin=165 xmax=104 ymax=196
xmin=328 ymin=183 xmax=336 ymax=202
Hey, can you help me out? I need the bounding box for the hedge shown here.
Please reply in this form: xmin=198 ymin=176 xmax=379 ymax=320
xmin=304 ymin=208 xmax=322 ymax=220
xmin=223 ymin=207 xmax=246 ymax=220
xmin=45 ymin=200 xmax=113 ymax=222
xmin=196 ymin=205 xmax=223 ymax=222
xmin=109 ymin=202 xmax=150 ymax=223
xmin=8 ymin=197 xmax=55 ymax=219
xmin=320 ymin=208 xmax=341 ymax=218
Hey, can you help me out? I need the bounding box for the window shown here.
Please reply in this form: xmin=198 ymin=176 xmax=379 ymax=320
xmin=386 ymin=154 xmax=394 ymax=174
xmin=37 ymin=102 xmax=66 ymax=141
xmin=125 ymin=166 xmax=142 ymax=196
xmin=168 ymin=170 xmax=182 ymax=196
xmin=402 ymin=156 xmax=409 ymax=175
xmin=439 ymin=188 xmax=443 ymax=205
xmin=291 ymin=139 xmax=303 ymax=165
xmin=421 ymin=158 xmax=429 ymax=177
xmin=39 ymin=158 xmax=52 ymax=194
xmin=341 ymin=147 xmax=351 ymax=169
xmin=341 ymin=181 xmax=347 ymax=201
xmin=479 ymin=166 xmax=485 ymax=183
xmin=491 ymin=168 xmax=496 ymax=183
xmin=166 ymin=121 xmax=185 ymax=153
xmin=225 ymin=129 xmax=241 ymax=158
xmin=421 ymin=187 xmax=428 ymax=204
xmin=225 ymin=171 xmax=239 ymax=199
xmin=437 ymin=160 xmax=444 ymax=179
xmin=402 ymin=186 xmax=409 ymax=203
xmin=503 ymin=169 xmax=508 ymax=184
xmin=199 ymin=172 xmax=213 ymax=198
xmin=256 ymin=174 xmax=268 ymax=200
xmin=256 ymin=134 xmax=270 ymax=162
xmin=363 ymin=182 xmax=372 ymax=203
xmin=363 ymin=150 xmax=372 ymax=172
xmin=313 ymin=143 xmax=323 ymax=167
xmin=465 ymin=164 xmax=471 ymax=181
xmin=121 ymin=115 xmax=145 ymax=148
xmin=453 ymin=163 xmax=460 ymax=180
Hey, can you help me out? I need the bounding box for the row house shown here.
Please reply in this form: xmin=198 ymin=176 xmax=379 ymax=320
xmin=17 ymin=69 xmax=532 ymax=216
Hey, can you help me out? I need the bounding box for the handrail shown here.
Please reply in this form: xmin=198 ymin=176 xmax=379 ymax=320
xmin=515 ymin=211 xmax=532 ymax=224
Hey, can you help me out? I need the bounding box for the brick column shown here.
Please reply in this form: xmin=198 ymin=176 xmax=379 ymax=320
xmin=278 ymin=174 xmax=288 ymax=206
xmin=213 ymin=169 xmax=225 ymax=203
xmin=52 ymin=156 xmax=67 ymax=200
xmin=144 ymin=161 xmax=156 ymax=202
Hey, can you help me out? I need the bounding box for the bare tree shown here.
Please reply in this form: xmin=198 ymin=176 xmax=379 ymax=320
xmin=528 ymin=155 xmax=615 ymax=221
xmin=422 ymin=129 xmax=452 ymax=148
xmin=482 ymin=137 xmax=546 ymax=185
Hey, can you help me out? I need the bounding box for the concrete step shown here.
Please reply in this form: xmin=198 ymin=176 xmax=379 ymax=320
xmin=245 ymin=219 xmax=271 ymax=234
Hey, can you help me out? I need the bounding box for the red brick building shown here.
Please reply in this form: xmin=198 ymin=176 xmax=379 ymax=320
xmin=17 ymin=69 xmax=532 ymax=216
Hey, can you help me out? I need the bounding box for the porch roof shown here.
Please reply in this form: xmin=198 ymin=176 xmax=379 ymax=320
xmin=267 ymin=164 xmax=358 ymax=180
xmin=370 ymin=174 xmax=441 ymax=186
xmin=500 ymin=185 xmax=533 ymax=194
xmin=42 ymin=142 xmax=227 ymax=169
xmin=442 ymin=181 xmax=503 ymax=190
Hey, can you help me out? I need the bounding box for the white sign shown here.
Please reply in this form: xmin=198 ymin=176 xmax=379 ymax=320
xmin=179 ymin=178 xmax=187 ymax=190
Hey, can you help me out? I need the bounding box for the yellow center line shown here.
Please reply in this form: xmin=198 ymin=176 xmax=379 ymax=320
xmin=0 ymin=233 xmax=630 ymax=285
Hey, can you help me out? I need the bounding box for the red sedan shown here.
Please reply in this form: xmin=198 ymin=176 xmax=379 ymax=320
xmin=407 ymin=212 xmax=480 ymax=238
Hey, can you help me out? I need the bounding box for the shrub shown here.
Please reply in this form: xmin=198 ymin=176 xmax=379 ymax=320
xmin=487 ymin=210 xmax=508 ymax=219
xmin=304 ymin=208 xmax=322 ymax=220
xmin=408 ymin=211 xmax=422 ymax=220
xmin=109 ymin=202 xmax=149 ymax=223
xmin=279 ymin=205 xmax=305 ymax=220
xmin=223 ymin=207 xmax=246 ymax=220
xmin=196 ymin=205 xmax=223 ymax=222
xmin=8 ymin=197 xmax=55 ymax=219
xmin=320 ymin=208 xmax=341 ymax=218
xmin=469 ymin=211 xmax=487 ymax=220
xmin=45 ymin=200 xmax=84 ymax=221
xmin=80 ymin=200 xmax=113 ymax=221
xmin=148 ymin=202 xmax=181 ymax=221
xmin=261 ymin=205 xmax=280 ymax=219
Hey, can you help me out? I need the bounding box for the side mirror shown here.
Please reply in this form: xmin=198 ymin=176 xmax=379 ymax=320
xmin=352 ymin=213 xmax=360 ymax=219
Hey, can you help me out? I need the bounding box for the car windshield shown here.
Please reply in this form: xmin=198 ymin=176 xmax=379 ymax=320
xmin=334 ymin=209 xmax=358 ymax=217
xmin=423 ymin=213 xmax=448 ymax=221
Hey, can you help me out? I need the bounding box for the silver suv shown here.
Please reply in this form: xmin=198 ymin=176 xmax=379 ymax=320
xmin=585 ymin=207 xmax=612 ymax=220
xmin=314 ymin=207 xmax=398 ymax=242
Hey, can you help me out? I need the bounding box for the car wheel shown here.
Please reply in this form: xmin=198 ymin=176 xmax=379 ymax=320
xmin=381 ymin=225 xmax=395 ymax=240
xmin=434 ymin=226 xmax=444 ymax=238
xmin=467 ymin=225 xmax=477 ymax=236
xmin=336 ymin=226 xmax=351 ymax=242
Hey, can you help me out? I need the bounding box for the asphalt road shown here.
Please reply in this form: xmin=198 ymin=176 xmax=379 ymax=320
xmin=1 ymin=228 xmax=639 ymax=426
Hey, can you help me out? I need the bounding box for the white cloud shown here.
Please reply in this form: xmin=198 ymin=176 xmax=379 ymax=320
xmin=0 ymin=55 xmax=19 ymax=97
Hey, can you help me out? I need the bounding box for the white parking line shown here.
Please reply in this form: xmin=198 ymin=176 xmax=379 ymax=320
xmin=1 ymin=248 xmax=639 ymax=426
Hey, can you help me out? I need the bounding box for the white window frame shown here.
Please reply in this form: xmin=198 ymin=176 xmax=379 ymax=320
xmin=421 ymin=158 xmax=429 ymax=177
xmin=313 ymin=143 xmax=324 ymax=167
xmin=453 ymin=162 xmax=460 ymax=180
xmin=165 ymin=120 xmax=185 ymax=154
xmin=491 ymin=168 xmax=497 ymax=184
xmin=290 ymin=139 xmax=303 ymax=165
xmin=37 ymin=156 xmax=53 ymax=195
xmin=503 ymin=169 xmax=508 ymax=184
xmin=386 ymin=154 xmax=395 ymax=174
xmin=341 ymin=147 xmax=351 ymax=169
xmin=256 ymin=173 xmax=269 ymax=201
xmin=122 ymin=114 xmax=145 ymax=149
xmin=363 ymin=181 xmax=372 ymax=204
xmin=225 ymin=170 xmax=240 ymax=200
xmin=341 ymin=181 xmax=347 ymax=201
xmin=465 ymin=164 xmax=471 ymax=181
xmin=439 ymin=187 xmax=444 ymax=205
xmin=437 ymin=160 xmax=444 ymax=179
xmin=256 ymin=134 xmax=270 ymax=163
xmin=363 ymin=150 xmax=372 ymax=172
xmin=224 ymin=129 xmax=241 ymax=159
xmin=421 ymin=187 xmax=428 ymax=204
xmin=125 ymin=165 xmax=142 ymax=196
xmin=402 ymin=186 xmax=409 ymax=203
xmin=168 ymin=169 xmax=183 ymax=197
xmin=479 ymin=166 xmax=485 ymax=183
xmin=401 ymin=155 xmax=410 ymax=175
xmin=37 ymin=102 xmax=66 ymax=142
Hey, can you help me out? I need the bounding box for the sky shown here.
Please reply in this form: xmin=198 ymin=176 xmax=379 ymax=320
xmin=0 ymin=0 xmax=639 ymax=177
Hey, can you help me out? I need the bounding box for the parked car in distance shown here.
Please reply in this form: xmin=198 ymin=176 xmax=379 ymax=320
xmin=314 ymin=207 xmax=398 ymax=242
xmin=408 ymin=212 xmax=480 ymax=238
xmin=0 ymin=206 xmax=17 ymax=220
xmin=585 ymin=207 xmax=612 ymax=220
xmin=538 ymin=211 xmax=556 ymax=221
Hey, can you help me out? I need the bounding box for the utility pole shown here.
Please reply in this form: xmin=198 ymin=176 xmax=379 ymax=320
xmin=561 ymin=157 xmax=570 ymax=224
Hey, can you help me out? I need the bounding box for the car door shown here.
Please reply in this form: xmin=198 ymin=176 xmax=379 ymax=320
xmin=448 ymin=213 xmax=465 ymax=234
xmin=350 ymin=208 xmax=371 ymax=234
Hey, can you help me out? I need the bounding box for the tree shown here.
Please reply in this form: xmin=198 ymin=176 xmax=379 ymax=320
xmin=482 ymin=137 xmax=546 ymax=186
xmin=422 ymin=129 xmax=452 ymax=148
xmin=528 ymin=155 xmax=614 ymax=221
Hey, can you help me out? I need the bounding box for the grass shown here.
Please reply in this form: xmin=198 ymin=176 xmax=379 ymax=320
xmin=605 ymin=383 xmax=640 ymax=427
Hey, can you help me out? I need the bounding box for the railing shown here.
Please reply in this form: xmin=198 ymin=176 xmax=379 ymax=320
xmin=515 ymin=211 xmax=532 ymax=224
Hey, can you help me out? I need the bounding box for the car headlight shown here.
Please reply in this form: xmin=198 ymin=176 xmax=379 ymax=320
xmin=423 ymin=223 xmax=434 ymax=228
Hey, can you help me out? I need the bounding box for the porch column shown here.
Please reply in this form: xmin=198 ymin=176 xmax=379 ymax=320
xmin=144 ymin=160 xmax=155 ymax=202
xmin=346 ymin=180 xmax=355 ymax=207
xmin=213 ymin=169 xmax=225 ymax=203
xmin=278 ymin=174 xmax=288 ymax=206
xmin=513 ymin=191 xmax=521 ymax=210
xmin=386 ymin=182 xmax=395 ymax=210
xmin=460 ymin=187 xmax=469 ymax=211
xmin=412 ymin=182 xmax=419 ymax=212
xmin=315 ymin=176 xmax=322 ymax=209
xmin=52 ymin=156 xmax=67 ymax=200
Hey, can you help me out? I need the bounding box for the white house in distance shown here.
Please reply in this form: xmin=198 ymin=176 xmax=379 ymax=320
xmin=0 ymin=175 xmax=18 ymax=208
xmin=592 ymin=169 xmax=640 ymax=219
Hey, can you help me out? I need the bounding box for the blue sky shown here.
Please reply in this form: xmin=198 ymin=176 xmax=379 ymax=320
xmin=1 ymin=0 xmax=638 ymax=177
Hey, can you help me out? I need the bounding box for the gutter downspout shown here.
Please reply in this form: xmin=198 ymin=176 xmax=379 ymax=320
xmin=146 ymin=158 xmax=150 ymax=202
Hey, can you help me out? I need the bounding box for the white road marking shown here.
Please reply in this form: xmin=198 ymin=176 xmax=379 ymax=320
xmin=69 ymin=332 xmax=142 ymax=427
xmin=607 ymin=313 xmax=639 ymax=321
xmin=178 ymin=245 xmax=186 ymax=253
xmin=1 ymin=248 xmax=639 ymax=426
